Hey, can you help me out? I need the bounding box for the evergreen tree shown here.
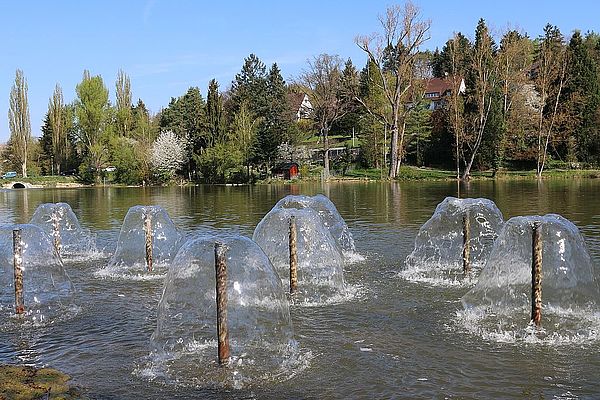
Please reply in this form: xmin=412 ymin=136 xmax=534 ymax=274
xmin=256 ymin=63 xmax=289 ymax=167
xmin=206 ymin=79 xmax=226 ymax=147
xmin=357 ymin=59 xmax=386 ymax=168
xmin=230 ymin=54 xmax=268 ymax=116
xmin=565 ymin=31 xmax=600 ymax=164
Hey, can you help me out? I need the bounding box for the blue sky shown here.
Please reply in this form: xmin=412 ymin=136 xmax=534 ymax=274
xmin=1 ymin=1 xmax=598 ymax=142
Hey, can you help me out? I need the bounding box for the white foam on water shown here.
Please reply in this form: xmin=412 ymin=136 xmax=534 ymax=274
xmin=454 ymin=305 xmax=600 ymax=346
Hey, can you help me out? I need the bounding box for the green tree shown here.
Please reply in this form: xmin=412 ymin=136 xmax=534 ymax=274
xmin=257 ymin=63 xmax=290 ymax=168
xmin=404 ymin=103 xmax=432 ymax=166
xmin=8 ymin=69 xmax=31 ymax=177
xmin=206 ymin=78 xmax=226 ymax=146
xmin=232 ymin=101 xmax=262 ymax=179
xmin=131 ymin=99 xmax=157 ymax=183
xmin=534 ymin=24 xmax=568 ymax=177
xmin=298 ymin=54 xmax=352 ymax=179
xmin=48 ymin=84 xmax=73 ymax=175
xmin=230 ymin=54 xmax=268 ymax=116
xmin=357 ymin=59 xmax=386 ymax=169
xmin=565 ymin=31 xmax=600 ymax=164
xmin=115 ymin=69 xmax=133 ymax=137
xmin=159 ymin=87 xmax=207 ymax=179
xmin=75 ymin=70 xmax=111 ymax=183
xmin=356 ymin=2 xmax=431 ymax=178
xmin=462 ymin=18 xmax=498 ymax=180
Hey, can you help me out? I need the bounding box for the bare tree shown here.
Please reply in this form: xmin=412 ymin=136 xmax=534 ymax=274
xmin=8 ymin=69 xmax=31 ymax=177
xmin=298 ymin=54 xmax=351 ymax=180
xmin=355 ymin=2 xmax=430 ymax=178
xmin=534 ymin=25 xmax=568 ymax=178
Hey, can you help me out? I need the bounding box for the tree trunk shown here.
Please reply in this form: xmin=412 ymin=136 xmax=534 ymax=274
xmin=323 ymin=127 xmax=330 ymax=180
xmin=395 ymin=119 xmax=407 ymax=176
xmin=21 ymin=160 xmax=27 ymax=178
xmin=388 ymin=124 xmax=399 ymax=179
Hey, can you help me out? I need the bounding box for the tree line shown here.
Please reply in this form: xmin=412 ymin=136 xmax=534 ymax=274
xmin=5 ymin=1 xmax=600 ymax=183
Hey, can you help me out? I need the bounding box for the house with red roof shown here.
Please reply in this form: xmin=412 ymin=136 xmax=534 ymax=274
xmin=424 ymin=77 xmax=465 ymax=110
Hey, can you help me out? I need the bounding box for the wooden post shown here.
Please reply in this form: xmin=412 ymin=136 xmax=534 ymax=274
xmin=52 ymin=211 xmax=62 ymax=256
xmin=531 ymin=221 xmax=543 ymax=327
xmin=144 ymin=213 xmax=153 ymax=272
xmin=214 ymin=242 xmax=230 ymax=366
xmin=462 ymin=211 xmax=471 ymax=275
xmin=13 ymin=229 xmax=25 ymax=315
xmin=289 ymin=216 xmax=298 ymax=294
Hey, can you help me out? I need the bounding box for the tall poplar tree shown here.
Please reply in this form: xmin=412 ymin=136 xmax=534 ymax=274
xmin=115 ymin=69 xmax=133 ymax=136
xmin=8 ymin=69 xmax=31 ymax=177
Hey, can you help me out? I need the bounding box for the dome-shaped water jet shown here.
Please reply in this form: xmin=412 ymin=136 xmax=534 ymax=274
xmin=100 ymin=206 xmax=184 ymax=279
xmin=0 ymin=224 xmax=76 ymax=327
xmin=29 ymin=202 xmax=97 ymax=259
xmin=402 ymin=197 xmax=504 ymax=285
xmin=253 ymin=206 xmax=345 ymax=304
xmin=459 ymin=214 xmax=600 ymax=343
xmin=150 ymin=234 xmax=298 ymax=387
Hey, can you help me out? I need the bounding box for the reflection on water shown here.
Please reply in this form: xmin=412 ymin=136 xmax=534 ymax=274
xmin=0 ymin=180 xmax=599 ymax=398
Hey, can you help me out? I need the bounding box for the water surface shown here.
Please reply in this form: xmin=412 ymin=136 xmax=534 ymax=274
xmin=1 ymin=180 xmax=599 ymax=399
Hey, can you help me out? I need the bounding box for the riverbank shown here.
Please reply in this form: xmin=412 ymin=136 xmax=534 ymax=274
xmin=2 ymin=166 xmax=600 ymax=188
xmin=0 ymin=364 xmax=83 ymax=399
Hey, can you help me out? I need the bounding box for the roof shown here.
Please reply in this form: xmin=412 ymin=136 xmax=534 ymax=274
xmin=287 ymin=92 xmax=306 ymax=112
xmin=425 ymin=78 xmax=452 ymax=96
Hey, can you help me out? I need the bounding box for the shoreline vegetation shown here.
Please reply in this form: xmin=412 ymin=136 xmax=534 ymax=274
xmin=3 ymin=3 xmax=600 ymax=187
xmin=0 ymin=364 xmax=83 ymax=400
xmin=2 ymin=166 xmax=600 ymax=189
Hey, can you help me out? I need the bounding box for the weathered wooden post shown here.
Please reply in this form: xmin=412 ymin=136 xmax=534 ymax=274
xmin=289 ymin=216 xmax=298 ymax=294
xmin=214 ymin=242 xmax=230 ymax=366
xmin=13 ymin=229 xmax=25 ymax=315
xmin=531 ymin=221 xmax=543 ymax=327
xmin=462 ymin=211 xmax=471 ymax=275
xmin=144 ymin=213 xmax=153 ymax=272
xmin=52 ymin=211 xmax=62 ymax=256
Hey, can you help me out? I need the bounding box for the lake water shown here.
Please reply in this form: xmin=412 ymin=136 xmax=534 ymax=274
xmin=1 ymin=180 xmax=600 ymax=399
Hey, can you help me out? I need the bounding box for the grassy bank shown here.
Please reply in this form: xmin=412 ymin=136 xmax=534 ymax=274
xmin=0 ymin=364 xmax=83 ymax=399
xmin=2 ymin=167 xmax=600 ymax=188
xmin=342 ymin=166 xmax=600 ymax=181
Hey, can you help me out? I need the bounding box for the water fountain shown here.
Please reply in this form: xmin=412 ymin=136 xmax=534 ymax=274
xmin=29 ymin=202 xmax=97 ymax=259
xmin=271 ymin=194 xmax=359 ymax=260
xmin=0 ymin=224 xmax=76 ymax=327
xmin=459 ymin=214 xmax=600 ymax=343
xmin=253 ymin=206 xmax=346 ymax=304
xmin=99 ymin=206 xmax=184 ymax=279
xmin=402 ymin=197 xmax=504 ymax=285
xmin=149 ymin=234 xmax=299 ymax=387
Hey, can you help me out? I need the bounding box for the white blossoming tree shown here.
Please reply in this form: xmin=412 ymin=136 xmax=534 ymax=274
xmin=150 ymin=131 xmax=188 ymax=180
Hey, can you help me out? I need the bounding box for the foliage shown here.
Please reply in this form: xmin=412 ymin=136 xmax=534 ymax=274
xmin=151 ymin=131 xmax=188 ymax=181
xmin=8 ymin=69 xmax=31 ymax=177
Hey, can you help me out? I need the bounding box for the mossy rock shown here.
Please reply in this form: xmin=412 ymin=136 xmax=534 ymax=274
xmin=0 ymin=365 xmax=83 ymax=399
